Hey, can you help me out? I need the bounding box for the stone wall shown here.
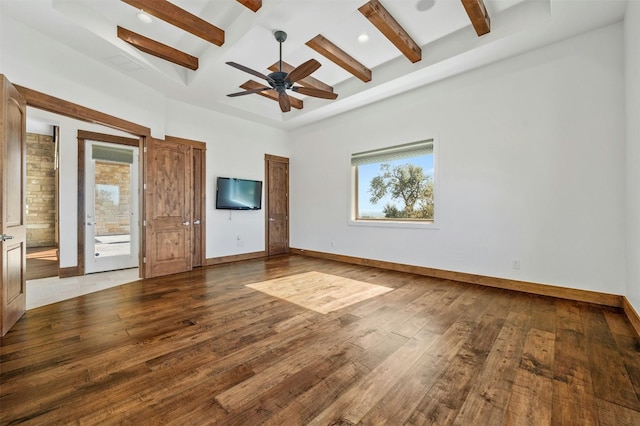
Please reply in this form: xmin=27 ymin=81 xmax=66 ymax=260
xmin=26 ymin=133 xmax=56 ymax=248
xmin=94 ymin=161 xmax=131 ymax=236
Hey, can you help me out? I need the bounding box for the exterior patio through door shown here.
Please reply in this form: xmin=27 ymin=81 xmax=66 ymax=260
xmin=84 ymin=140 xmax=139 ymax=274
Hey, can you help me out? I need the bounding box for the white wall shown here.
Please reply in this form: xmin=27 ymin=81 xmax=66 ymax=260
xmin=3 ymin=13 xmax=290 ymax=266
xmin=1 ymin=16 xmax=166 ymax=138
xmin=625 ymin=2 xmax=640 ymax=313
xmin=3 ymin=9 xmax=634 ymax=301
xmin=289 ymin=23 xmax=626 ymax=295
xmin=165 ymin=100 xmax=290 ymax=258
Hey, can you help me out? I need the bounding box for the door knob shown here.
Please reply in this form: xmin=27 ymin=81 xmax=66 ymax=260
xmin=269 ymin=218 xmax=275 ymax=221
xmin=194 ymin=220 xmax=201 ymax=225
xmin=183 ymin=221 xmax=190 ymax=226
xmin=2 ymin=234 xmax=14 ymax=241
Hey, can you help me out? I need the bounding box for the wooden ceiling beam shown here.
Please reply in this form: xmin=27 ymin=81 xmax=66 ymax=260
xmin=121 ymin=0 xmax=224 ymax=46
xmin=306 ymin=35 xmax=372 ymax=83
xmin=268 ymin=61 xmax=334 ymax=93
xmin=358 ymin=0 xmax=421 ymax=63
xmin=236 ymin=0 xmax=262 ymax=12
xmin=461 ymin=0 xmax=491 ymax=36
xmin=117 ymin=26 xmax=198 ymax=70
xmin=240 ymin=80 xmax=304 ymax=110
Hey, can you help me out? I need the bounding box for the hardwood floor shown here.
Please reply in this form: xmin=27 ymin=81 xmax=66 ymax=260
xmin=26 ymin=246 xmax=58 ymax=281
xmin=1 ymin=254 xmax=639 ymax=425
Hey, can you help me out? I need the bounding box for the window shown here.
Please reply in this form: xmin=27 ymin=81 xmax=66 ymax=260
xmin=351 ymin=139 xmax=434 ymax=224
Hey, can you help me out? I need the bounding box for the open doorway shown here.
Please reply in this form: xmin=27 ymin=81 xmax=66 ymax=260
xmin=25 ymin=121 xmax=58 ymax=280
xmin=24 ymin=110 xmax=142 ymax=310
xmin=83 ymin=140 xmax=139 ymax=274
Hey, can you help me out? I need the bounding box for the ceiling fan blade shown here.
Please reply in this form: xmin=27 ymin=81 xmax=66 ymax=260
xmin=227 ymin=87 xmax=270 ymax=97
xmin=291 ymin=86 xmax=338 ymax=100
xmin=286 ymin=59 xmax=321 ymax=83
xmin=226 ymin=62 xmax=274 ymax=84
xmin=278 ymin=91 xmax=291 ymax=112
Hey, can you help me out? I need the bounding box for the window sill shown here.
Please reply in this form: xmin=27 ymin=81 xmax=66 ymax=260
xmin=348 ymin=218 xmax=439 ymax=230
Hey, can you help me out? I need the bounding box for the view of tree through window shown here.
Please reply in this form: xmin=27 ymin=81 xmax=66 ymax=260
xmin=352 ymin=140 xmax=434 ymax=222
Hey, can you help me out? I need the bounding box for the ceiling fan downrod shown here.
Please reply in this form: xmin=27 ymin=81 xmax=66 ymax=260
xmin=273 ymin=30 xmax=287 ymax=73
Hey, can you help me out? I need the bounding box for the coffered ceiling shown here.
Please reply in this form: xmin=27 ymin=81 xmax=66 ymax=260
xmin=2 ymin=0 xmax=628 ymax=129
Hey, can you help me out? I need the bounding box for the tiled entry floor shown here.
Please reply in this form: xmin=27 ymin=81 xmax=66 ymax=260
xmin=26 ymin=268 xmax=140 ymax=310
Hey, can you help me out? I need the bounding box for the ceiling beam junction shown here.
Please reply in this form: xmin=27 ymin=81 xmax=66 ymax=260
xmin=121 ymin=0 xmax=225 ymax=46
xmin=306 ymin=35 xmax=372 ymax=83
xmin=117 ymin=26 xmax=199 ymax=70
xmin=358 ymin=0 xmax=421 ymax=63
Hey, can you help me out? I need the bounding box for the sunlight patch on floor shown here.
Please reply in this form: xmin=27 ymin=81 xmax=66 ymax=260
xmin=247 ymin=271 xmax=393 ymax=314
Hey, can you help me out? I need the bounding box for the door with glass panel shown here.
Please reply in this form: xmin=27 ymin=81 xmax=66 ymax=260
xmin=84 ymin=141 xmax=139 ymax=274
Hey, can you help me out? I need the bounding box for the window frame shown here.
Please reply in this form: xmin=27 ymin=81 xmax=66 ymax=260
xmin=349 ymin=138 xmax=439 ymax=230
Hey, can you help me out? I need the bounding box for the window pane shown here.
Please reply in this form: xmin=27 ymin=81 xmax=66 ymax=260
xmin=354 ymin=142 xmax=434 ymax=222
xmin=94 ymin=161 xmax=132 ymax=258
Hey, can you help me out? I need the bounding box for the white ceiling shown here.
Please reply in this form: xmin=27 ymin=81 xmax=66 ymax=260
xmin=2 ymin=0 xmax=629 ymax=130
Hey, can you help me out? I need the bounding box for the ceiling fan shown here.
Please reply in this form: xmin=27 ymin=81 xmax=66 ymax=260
xmin=226 ymin=30 xmax=338 ymax=113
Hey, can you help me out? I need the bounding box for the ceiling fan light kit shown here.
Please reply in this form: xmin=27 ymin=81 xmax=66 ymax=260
xmin=226 ymin=30 xmax=338 ymax=113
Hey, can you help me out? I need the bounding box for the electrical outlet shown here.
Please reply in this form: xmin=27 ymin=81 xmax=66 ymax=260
xmin=512 ymin=259 xmax=520 ymax=269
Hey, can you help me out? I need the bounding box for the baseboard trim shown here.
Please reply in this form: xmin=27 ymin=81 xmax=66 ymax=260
xmin=623 ymin=297 xmax=640 ymax=337
xmin=290 ymin=248 xmax=623 ymax=308
xmin=58 ymin=266 xmax=80 ymax=278
xmin=206 ymin=251 xmax=266 ymax=266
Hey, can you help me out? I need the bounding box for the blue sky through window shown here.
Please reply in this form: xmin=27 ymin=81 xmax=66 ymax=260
xmin=357 ymin=154 xmax=433 ymax=218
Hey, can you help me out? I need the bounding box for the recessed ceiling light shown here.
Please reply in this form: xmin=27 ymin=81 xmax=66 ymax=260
xmin=358 ymin=33 xmax=369 ymax=43
xmin=137 ymin=11 xmax=152 ymax=23
xmin=416 ymin=0 xmax=435 ymax=12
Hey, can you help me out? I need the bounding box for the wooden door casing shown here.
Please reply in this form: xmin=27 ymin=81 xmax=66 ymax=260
xmin=1 ymin=75 xmax=27 ymax=336
xmin=144 ymin=138 xmax=192 ymax=278
xmin=265 ymin=154 xmax=289 ymax=256
xmin=191 ymin=147 xmax=205 ymax=268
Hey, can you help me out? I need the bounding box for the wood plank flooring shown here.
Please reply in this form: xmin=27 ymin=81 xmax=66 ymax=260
xmin=1 ymin=254 xmax=639 ymax=425
xmin=26 ymin=246 xmax=58 ymax=280
xmin=247 ymin=271 xmax=394 ymax=314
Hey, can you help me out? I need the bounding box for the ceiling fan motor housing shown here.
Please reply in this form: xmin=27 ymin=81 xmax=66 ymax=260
xmin=268 ymin=71 xmax=291 ymax=92
xmin=273 ymin=30 xmax=287 ymax=43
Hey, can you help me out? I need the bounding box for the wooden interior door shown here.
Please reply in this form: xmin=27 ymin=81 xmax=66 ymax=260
xmin=265 ymin=154 xmax=289 ymax=256
xmin=1 ymin=75 xmax=27 ymax=336
xmin=144 ymin=138 xmax=192 ymax=278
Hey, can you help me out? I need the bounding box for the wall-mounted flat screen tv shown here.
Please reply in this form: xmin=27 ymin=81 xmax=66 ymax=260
xmin=215 ymin=177 xmax=263 ymax=210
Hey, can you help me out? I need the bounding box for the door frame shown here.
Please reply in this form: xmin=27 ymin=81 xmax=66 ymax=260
xmin=15 ymin=85 xmax=151 ymax=278
xmin=77 ymin=131 xmax=141 ymax=275
xmin=12 ymin=85 xmax=207 ymax=282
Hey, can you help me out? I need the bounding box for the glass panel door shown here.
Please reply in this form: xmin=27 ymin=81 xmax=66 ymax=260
xmin=85 ymin=141 xmax=139 ymax=274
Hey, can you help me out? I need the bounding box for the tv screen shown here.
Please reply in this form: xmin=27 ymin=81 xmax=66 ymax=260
xmin=215 ymin=177 xmax=262 ymax=210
